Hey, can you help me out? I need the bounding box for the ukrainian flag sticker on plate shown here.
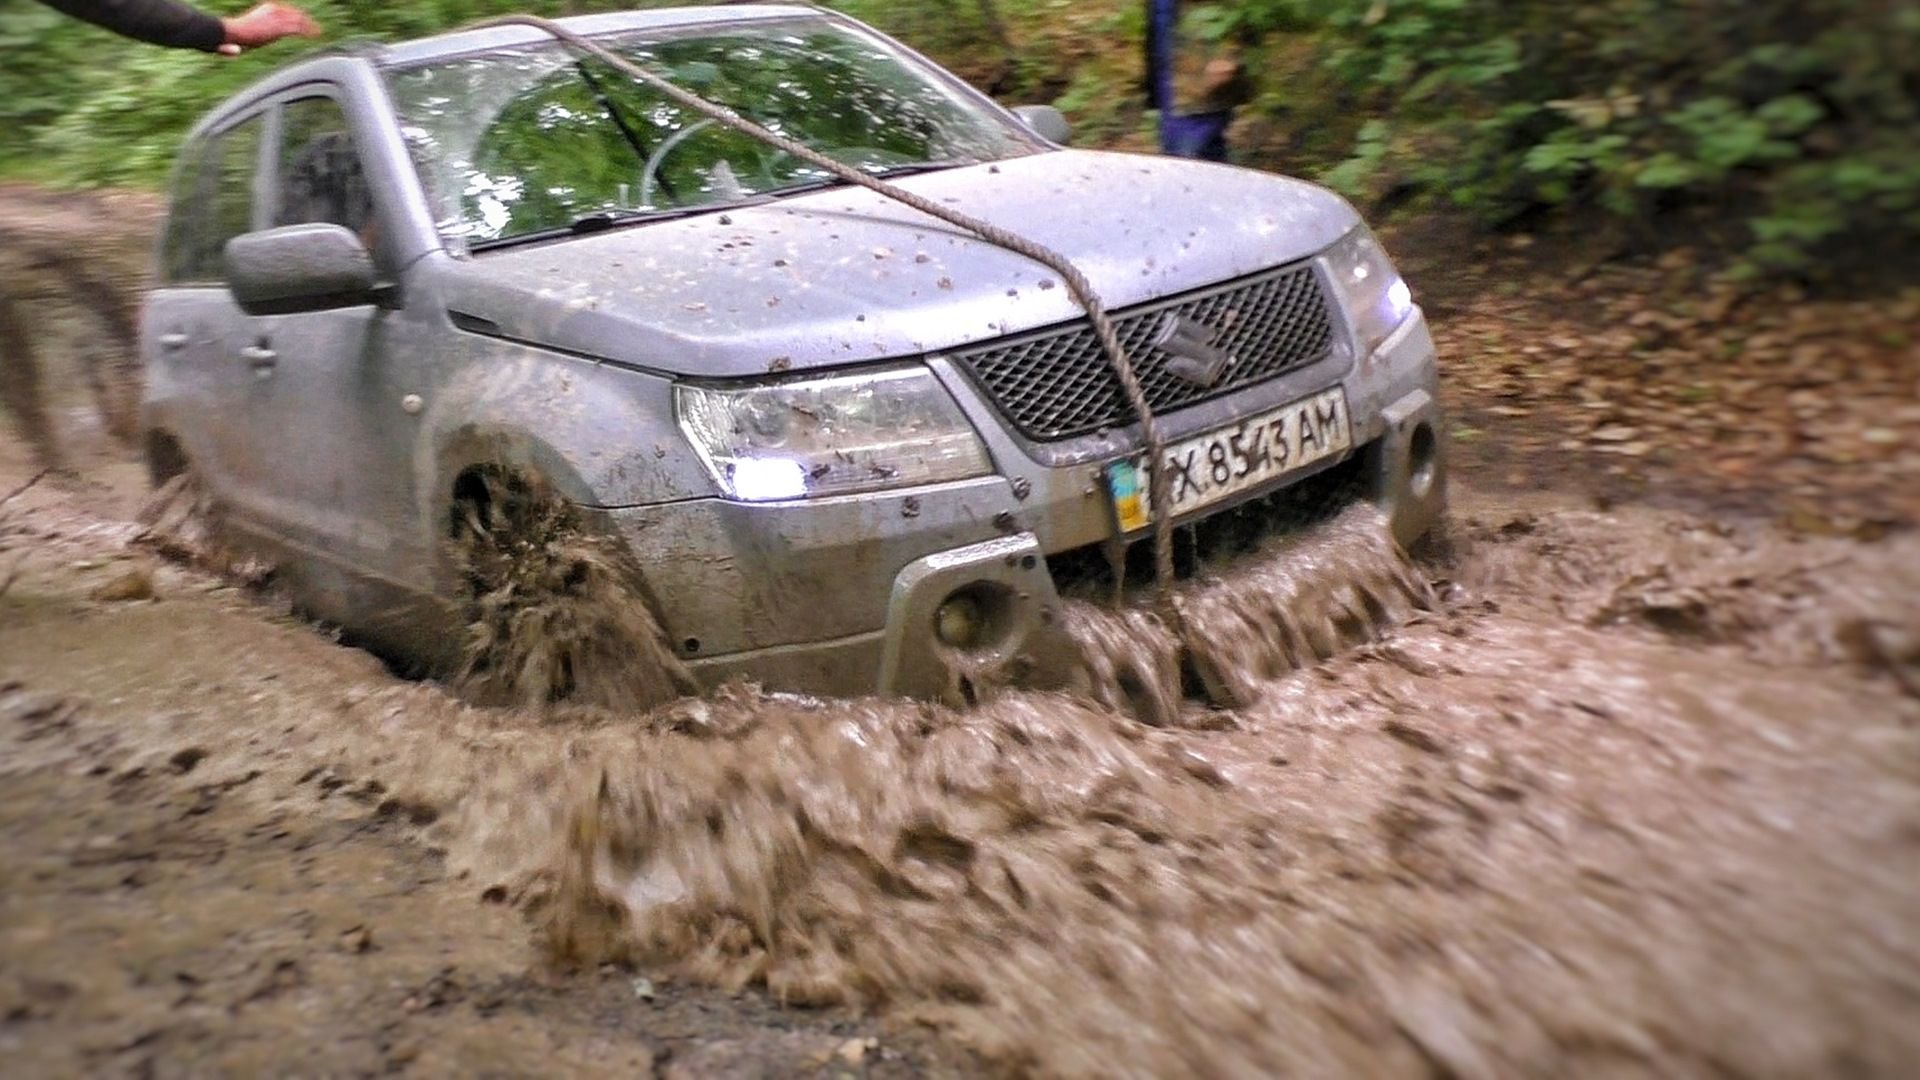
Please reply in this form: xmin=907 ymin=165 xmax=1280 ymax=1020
xmin=1105 ymin=459 xmax=1151 ymax=533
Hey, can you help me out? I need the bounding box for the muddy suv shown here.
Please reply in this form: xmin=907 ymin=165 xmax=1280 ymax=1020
xmin=141 ymin=5 xmax=1445 ymax=700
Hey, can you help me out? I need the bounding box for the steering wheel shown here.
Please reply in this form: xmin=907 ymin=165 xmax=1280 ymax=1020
xmin=639 ymin=119 xmax=794 ymax=207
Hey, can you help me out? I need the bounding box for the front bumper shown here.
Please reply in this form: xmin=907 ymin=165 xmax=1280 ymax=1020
xmin=600 ymin=311 xmax=1445 ymax=700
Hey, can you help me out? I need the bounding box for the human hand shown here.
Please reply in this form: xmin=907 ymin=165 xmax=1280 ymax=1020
xmin=218 ymin=3 xmax=322 ymax=55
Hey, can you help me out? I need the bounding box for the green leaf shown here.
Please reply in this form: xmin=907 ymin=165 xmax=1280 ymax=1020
xmin=1635 ymin=153 xmax=1698 ymax=189
xmin=1755 ymin=94 xmax=1823 ymax=136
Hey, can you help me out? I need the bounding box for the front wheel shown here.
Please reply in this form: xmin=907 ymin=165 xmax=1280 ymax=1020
xmin=445 ymin=466 xmax=693 ymax=711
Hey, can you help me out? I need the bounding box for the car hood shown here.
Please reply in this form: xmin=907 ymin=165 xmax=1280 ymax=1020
xmin=432 ymin=149 xmax=1360 ymax=378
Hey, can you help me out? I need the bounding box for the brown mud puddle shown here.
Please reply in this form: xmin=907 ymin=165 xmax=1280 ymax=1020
xmin=4 ymin=457 xmax=1919 ymax=1076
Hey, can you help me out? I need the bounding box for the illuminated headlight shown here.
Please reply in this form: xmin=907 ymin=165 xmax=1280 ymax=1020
xmin=675 ymin=365 xmax=993 ymax=501
xmin=1324 ymin=225 xmax=1415 ymax=354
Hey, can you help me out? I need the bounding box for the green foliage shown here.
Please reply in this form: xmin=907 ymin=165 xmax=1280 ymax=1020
xmin=3 ymin=0 xmax=1914 ymax=276
xmin=1234 ymin=0 xmax=1920 ymax=275
xmin=0 ymin=0 xmax=624 ymax=186
xmin=0 ymin=1 xmax=1035 ymax=186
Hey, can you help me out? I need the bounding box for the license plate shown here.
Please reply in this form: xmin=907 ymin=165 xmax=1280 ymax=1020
xmin=1105 ymin=387 xmax=1351 ymax=531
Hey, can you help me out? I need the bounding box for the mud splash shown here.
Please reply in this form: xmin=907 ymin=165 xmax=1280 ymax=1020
xmin=1058 ymin=506 xmax=1436 ymax=723
xmin=454 ymin=504 xmax=1916 ymax=1077
xmin=132 ymin=471 xmax=272 ymax=585
xmin=8 ymin=476 xmax=1917 ymax=1077
xmin=449 ymin=467 xmax=695 ymax=711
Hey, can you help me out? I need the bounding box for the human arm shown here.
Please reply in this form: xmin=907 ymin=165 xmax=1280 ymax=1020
xmin=34 ymin=0 xmax=319 ymax=54
xmin=1167 ymin=0 xmax=1252 ymax=115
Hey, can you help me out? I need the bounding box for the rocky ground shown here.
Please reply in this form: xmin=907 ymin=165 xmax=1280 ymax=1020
xmin=1 ymin=186 xmax=1916 ymax=1077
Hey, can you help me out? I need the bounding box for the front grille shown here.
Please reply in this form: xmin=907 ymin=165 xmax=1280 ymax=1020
xmin=950 ymin=260 xmax=1336 ymax=441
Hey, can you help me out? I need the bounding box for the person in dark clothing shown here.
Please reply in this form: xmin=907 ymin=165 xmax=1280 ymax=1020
xmin=35 ymin=0 xmax=320 ymax=55
xmin=1142 ymin=0 xmax=1253 ymax=162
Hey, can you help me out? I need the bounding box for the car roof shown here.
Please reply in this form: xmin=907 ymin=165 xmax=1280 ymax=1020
xmin=375 ymin=4 xmax=820 ymax=68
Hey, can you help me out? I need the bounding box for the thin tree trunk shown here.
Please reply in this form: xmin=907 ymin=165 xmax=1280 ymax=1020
xmin=967 ymin=0 xmax=1018 ymax=92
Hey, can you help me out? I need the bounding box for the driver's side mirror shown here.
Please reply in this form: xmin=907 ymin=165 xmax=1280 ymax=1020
xmin=1012 ymin=105 xmax=1072 ymax=146
xmin=225 ymin=224 xmax=383 ymax=317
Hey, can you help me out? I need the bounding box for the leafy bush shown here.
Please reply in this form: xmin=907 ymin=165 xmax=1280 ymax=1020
xmin=0 ymin=0 xmax=625 ymax=186
xmin=1235 ymin=0 xmax=1920 ymax=276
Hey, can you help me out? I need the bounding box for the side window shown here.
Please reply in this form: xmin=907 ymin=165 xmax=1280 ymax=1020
xmin=274 ymin=96 xmax=377 ymax=247
xmin=158 ymin=143 xmax=208 ymax=284
xmin=159 ymin=116 xmax=264 ymax=285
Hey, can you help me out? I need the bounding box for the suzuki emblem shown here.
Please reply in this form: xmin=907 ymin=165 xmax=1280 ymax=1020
xmin=1153 ymin=313 xmax=1234 ymax=388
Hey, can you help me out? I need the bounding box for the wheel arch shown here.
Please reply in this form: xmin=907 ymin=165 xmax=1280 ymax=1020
xmin=426 ymin=424 xmax=606 ymax=587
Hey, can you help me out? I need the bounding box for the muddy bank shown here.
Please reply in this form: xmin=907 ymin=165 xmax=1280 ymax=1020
xmin=5 ymin=449 xmax=1916 ymax=1075
xmin=0 ymin=476 xmax=972 ymax=1078
xmin=0 ymin=185 xmax=155 ymax=473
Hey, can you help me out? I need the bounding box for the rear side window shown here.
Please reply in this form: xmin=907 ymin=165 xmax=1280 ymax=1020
xmin=159 ymin=116 xmax=264 ymax=285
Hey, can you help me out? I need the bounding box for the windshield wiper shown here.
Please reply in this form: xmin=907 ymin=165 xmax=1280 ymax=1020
xmin=875 ymin=160 xmax=977 ymax=178
xmin=573 ymin=60 xmax=676 ymax=204
xmin=467 ymin=163 xmax=983 ymax=253
xmin=565 ymin=206 xmax=716 ymax=232
xmin=468 ymin=198 xmax=776 ymax=252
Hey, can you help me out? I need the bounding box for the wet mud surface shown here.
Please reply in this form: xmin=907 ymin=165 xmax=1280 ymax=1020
xmin=0 ymin=463 xmax=970 ymax=1079
xmin=4 ymin=417 xmax=1916 ymax=1075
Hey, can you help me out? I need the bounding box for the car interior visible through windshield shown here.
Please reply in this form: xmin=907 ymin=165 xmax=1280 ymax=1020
xmin=384 ymin=16 xmax=1034 ymax=250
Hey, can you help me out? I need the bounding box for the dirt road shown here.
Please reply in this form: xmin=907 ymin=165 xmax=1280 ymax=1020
xmin=3 ymin=187 xmax=1918 ymax=1076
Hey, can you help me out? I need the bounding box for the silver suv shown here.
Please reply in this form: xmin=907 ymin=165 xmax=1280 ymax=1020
xmin=141 ymin=5 xmax=1446 ymax=699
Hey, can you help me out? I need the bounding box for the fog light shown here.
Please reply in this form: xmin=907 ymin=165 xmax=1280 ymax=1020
xmin=935 ymin=593 xmax=985 ymax=648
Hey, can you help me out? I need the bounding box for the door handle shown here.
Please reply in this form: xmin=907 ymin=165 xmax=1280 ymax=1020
xmin=242 ymin=344 xmax=278 ymax=372
xmin=158 ymin=332 xmax=189 ymax=351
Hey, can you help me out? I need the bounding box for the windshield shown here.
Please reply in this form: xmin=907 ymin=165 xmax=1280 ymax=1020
xmin=384 ymin=15 xmax=1033 ymax=249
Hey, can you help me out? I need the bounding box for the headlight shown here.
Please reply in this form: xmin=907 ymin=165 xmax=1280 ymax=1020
xmin=676 ymin=365 xmax=993 ymax=501
xmin=1324 ymin=225 xmax=1415 ymax=354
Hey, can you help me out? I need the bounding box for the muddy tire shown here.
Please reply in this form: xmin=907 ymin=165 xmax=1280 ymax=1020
xmin=446 ymin=467 xmax=693 ymax=711
xmin=132 ymin=446 xmax=263 ymax=581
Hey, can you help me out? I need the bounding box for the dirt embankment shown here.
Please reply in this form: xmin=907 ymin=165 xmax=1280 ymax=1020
xmin=1390 ymin=220 xmax=1920 ymax=534
xmin=0 ymin=184 xmax=155 ymax=474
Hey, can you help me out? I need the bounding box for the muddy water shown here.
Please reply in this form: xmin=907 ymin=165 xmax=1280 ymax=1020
xmin=1058 ymin=506 xmax=1435 ymax=721
xmin=387 ymin=502 xmax=1920 ymax=1076
xmin=6 ymin=477 xmax=1919 ymax=1076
